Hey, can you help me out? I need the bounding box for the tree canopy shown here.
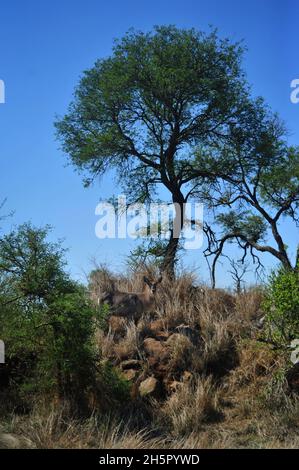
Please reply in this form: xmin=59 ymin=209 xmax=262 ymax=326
xmin=56 ymin=25 xmax=298 ymax=281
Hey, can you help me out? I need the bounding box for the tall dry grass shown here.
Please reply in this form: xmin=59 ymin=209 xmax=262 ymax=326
xmin=157 ymin=376 xmax=224 ymax=436
xmin=2 ymin=267 xmax=296 ymax=449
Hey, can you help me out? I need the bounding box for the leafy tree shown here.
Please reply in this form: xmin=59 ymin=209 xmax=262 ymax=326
xmin=56 ymin=25 xmax=260 ymax=278
xmin=0 ymin=224 xmax=97 ymax=409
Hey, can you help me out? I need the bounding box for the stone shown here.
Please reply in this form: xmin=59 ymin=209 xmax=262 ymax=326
xmin=147 ymin=356 xmax=168 ymax=375
xmin=143 ymin=338 xmax=170 ymax=370
xmin=148 ymin=319 xmax=165 ymax=333
xmin=155 ymin=331 xmax=171 ymax=341
xmin=143 ymin=338 xmax=167 ymax=358
xmin=139 ymin=376 xmax=160 ymax=397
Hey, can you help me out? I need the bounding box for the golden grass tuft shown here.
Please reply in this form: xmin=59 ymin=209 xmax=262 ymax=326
xmin=158 ymin=376 xmax=224 ymax=436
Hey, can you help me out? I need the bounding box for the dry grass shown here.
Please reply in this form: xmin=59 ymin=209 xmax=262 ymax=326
xmin=1 ymin=269 xmax=297 ymax=449
xmin=166 ymin=334 xmax=199 ymax=375
xmin=2 ymin=388 xmax=299 ymax=449
xmin=103 ymin=272 xmax=297 ymax=448
xmin=1 ymin=405 xmax=163 ymax=449
xmin=228 ymin=339 xmax=283 ymax=391
xmin=158 ymin=376 xmax=224 ymax=436
xmin=113 ymin=322 xmax=141 ymax=362
xmin=235 ymin=287 xmax=265 ymax=322
xmin=154 ymin=273 xmax=201 ymax=327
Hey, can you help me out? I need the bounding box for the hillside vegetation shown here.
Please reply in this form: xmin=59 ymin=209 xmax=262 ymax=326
xmin=1 ymin=231 xmax=299 ymax=449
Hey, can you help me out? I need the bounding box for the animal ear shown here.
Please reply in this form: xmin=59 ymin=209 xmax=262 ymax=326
xmin=157 ymin=275 xmax=163 ymax=283
xmin=143 ymin=276 xmax=150 ymax=285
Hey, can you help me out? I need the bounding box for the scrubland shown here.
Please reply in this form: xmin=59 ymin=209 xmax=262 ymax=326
xmin=1 ymin=269 xmax=298 ymax=449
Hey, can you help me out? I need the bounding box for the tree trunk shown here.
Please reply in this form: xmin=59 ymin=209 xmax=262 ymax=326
xmin=295 ymin=245 xmax=299 ymax=273
xmin=160 ymin=196 xmax=185 ymax=279
xmin=161 ymin=235 xmax=180 ymax=279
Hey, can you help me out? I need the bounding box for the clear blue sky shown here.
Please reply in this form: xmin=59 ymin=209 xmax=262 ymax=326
xmin=0 ymin=0 xmax=298 ymax=286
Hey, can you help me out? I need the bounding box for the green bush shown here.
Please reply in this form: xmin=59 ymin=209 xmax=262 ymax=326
xmin=0 ymin=223 xmax=133 ymax=415
xmin=263 ymin=266 xmax=299 ymax=347
xmin=101 ymin=361 xmax=131 ymax=403
xmin=97 ymin=302 xmax=110 ymax=330
xmin=0 ymin=224 xmax=100 ymax=412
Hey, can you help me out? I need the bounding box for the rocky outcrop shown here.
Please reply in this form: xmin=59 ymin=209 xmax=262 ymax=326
xmin=113 ymin=320 xmax=204 ymax=398
xmin=143 ymin=337 xmax=169 ymax=359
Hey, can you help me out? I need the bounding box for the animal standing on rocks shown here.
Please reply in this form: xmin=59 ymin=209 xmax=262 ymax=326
xmin=99 ymin=275 xmax=163 ymax=321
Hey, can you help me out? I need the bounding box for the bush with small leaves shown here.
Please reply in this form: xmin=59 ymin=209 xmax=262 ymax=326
xmin=263 ymin=266 xmax=299 ymax=348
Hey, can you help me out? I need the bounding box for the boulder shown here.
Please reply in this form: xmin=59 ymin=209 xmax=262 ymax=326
xmin=154 ymin=331 xmax=171 ymax=341
xmin=147 ymin=357 xmax=168 ymax=376
xmin=148 ymin=319 xmax=165 ymax=333
xmin=139 ymin=376 xmax=160 ymax=397
xmin=143 ymin=338 xmax=169 ymax=360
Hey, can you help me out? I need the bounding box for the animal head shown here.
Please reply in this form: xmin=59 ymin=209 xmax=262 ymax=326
xmin=143 ymin=275 xmax=163 ymax=294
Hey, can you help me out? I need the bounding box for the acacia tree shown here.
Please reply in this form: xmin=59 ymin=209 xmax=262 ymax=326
xmin=193 ymin=100 xmax=299 ymax=285
xmin=55 ymin=26 xmax=262 ymax=278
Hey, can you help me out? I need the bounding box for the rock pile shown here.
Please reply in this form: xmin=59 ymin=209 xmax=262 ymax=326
xmin=110 ymin=318 xmax=202 ymax=399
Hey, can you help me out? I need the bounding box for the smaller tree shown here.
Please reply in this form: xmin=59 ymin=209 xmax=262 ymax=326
xmin=263 ymin=266 xmax=299 ymax=349
xmin=228 ymin=259 xmax=250 ymax=294
xmin=0 ymin=224 xmax=97 ymax=410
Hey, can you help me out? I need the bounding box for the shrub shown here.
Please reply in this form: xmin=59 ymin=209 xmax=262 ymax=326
xmin=0 ymin=225 xmax=99 ymax=412
xmin=263 ymin=267 xmax=299 ymax=347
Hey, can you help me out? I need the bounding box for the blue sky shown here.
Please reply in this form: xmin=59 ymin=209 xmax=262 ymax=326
xmin=0 ymin=0 xmax=298 ymax=286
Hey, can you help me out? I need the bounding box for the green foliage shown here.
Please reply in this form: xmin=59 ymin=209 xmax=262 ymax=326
xmin=0 ymin=224 xmax=97 ymax=408
xmin=217 ymin=211 xmax=267 ymax=243
xmin=101 ymin=361 xmax=131 ymax=403
xmin=55 ymin=25 xmax=248 ymax=204
xmin=260 ymin=367 xmax=290 ymax=410
xmin=96 ymin=302 xmax=111 ymax=330
xmin=45 ymin=290 xmax=97 ymax=395
xmin=259 ymin=146 xmax=299 ymax=211
xmin=263 ymin=266 xmax=299 ymax=347
xmin=55 ymin=25 xmax=298 ymax=276
xmin=127 ymin=237 xmax=173 ymax=271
